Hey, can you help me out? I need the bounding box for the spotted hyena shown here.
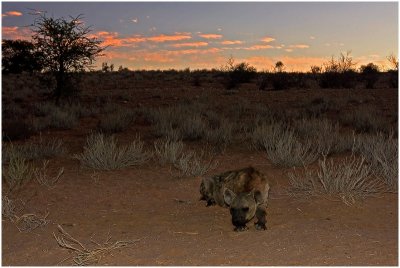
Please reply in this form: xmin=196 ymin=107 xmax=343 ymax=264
xmin=200 ymin=166 xmax=271 ymax=231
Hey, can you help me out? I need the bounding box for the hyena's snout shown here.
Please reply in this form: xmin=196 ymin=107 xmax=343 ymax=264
xmin=230 ymin=207 xmax=251 ymax=227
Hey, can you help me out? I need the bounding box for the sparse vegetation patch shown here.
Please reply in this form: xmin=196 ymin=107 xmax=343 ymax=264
xmin=74 ymin=133 xmax=150 ymax=170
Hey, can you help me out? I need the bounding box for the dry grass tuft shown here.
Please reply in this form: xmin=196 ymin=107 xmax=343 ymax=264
xmin=173 ymin=148 xmax=218 ymax=177
xmin=288 ymin=154 xmax=384 ymax=205
xmin=53 ymin=225 xmax=139 ymax=266
xmin=34 ymin=160 xmax=64 ymax=188
xmin=74 ymin=133 xmax=150 ymax=170
xmin=356 ymin=132 xmax=398 ymax=192
xmin=153 ymin=138 xmax=184 ymax=165
xmin=3 ymin=154 xmax=34 ymax=193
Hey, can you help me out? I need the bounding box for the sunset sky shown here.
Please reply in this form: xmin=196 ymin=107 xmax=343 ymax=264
xmin=2 ymin=2 xmax=398 ymax=71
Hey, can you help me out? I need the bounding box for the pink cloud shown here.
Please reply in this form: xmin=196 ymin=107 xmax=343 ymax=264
xmin=2 ymin=11 xmax=23 ymax=17
xmin=147 ymin=33 xmax=191 ymax=42
xmin=261 ymin=36 xmax=275 ymax=43
xmin=171 ymin=42 xmax=208 ymax=48
xmin=288 ymin=44 xmax=310 ymax=49
xmin=220 ymin=40 xmax=243 ymax=45
xmin=198 ymin=33 xmax=222 ymax=39
xmin=244 ymin=44 xmax=274 ymax=50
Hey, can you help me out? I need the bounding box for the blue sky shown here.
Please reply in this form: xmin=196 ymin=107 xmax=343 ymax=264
xmin=2 ymin=2 xmax=398 ymax=71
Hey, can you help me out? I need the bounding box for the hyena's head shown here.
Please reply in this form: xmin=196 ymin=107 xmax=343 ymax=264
xmin=199 ymin=177 xmax=216 ymax=206
xmin=223 ymin=188 xmax=266 ymax=228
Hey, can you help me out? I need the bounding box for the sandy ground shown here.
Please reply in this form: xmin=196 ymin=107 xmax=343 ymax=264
xmin=2 ymin=85 xmax=398 ymax=265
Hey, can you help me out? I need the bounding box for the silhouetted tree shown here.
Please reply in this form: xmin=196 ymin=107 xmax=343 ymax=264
xmin=31 ymin=14 xmax=105 ymax=102
xmin=272 ymin=61 xmax=289 ymax=90
xmin=274 ymin=61 xmax=285 ymax=73
xmin=387 ymin=54 xmax=398 ymax=88
xmin=360 ymin=63 xmax=380 ymax=89
xmin=221 ymin=57 xmax=256 ymax=89
xmin=2 ymin=39 xmax=43 ymax=74
xmin=320 ymin=51 xmax=357 ymax=89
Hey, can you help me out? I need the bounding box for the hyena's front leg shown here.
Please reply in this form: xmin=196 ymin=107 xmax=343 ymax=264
xmin=254 ymin=205 xmax=267 ymax=230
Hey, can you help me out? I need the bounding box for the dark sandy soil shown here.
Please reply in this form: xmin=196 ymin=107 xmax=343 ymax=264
xmin=2 ymin=83 xmax=398 ymax=265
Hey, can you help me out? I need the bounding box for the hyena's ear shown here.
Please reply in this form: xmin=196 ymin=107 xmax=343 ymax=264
xmin=223 ymin=188 xmax=236 ymax=206
xmin=254 ymin=183 xmax=271 ymax=205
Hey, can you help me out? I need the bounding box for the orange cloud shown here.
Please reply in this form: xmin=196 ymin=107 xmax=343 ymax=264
xmin=198 ymin=33 xmax=222 ymax=39
xmin=91 ymin=31 xmax=148 ymax=47
xmin=147 ymin=33 xmax=191 ymax=42
xmin=2 ymin=11 xmax=23 ymax=17
xmin=171 ymin=42 xmax=208 ymax=48
xmin=168 ymin=47 xmax=222 ymax=56
xmin=220 ymin=40 xmax=243 ymax=45
xmin=261 ymin=36 xmax=275 ymax=43
xmin=244 ymin=44 xmax=274 ymax=50
xmin=288 ymin=44 xmax=310 ymax=49
xmin=2 ymin=26 xmax=31 ymax=40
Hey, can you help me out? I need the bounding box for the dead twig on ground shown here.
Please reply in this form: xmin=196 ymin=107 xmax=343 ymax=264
xmin=53 ymin=225 xmax=140 ymax=266
xmin=15 ymin=211 xmax=49 ymax=232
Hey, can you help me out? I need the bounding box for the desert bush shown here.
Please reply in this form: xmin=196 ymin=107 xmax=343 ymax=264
xmin=153 ymin=138 xmax=184 ymax=165
xmin=221 ymin=57 xmax=256 ymax=90
xmin=3 ymin=138 xmax=65 ymax=163
xmin=293 ymin=117 xmax=340 ymax=155
xmin=34 ymin=160 xmax=64 ymax=188
xmin=360 ymin=63 xmax=380 ymax=89
xmin=180 ymin=114 xmax=207 ymax=141
xmin=250 ymin=121 xmax=320 ymax=166
xmin=74 ymin=133 xmax=150 ymax=170
xmin=271 ymin=72 xmax=291 ymax=90
xmin=387 ymin=54 xmax=398 ymax=88
xmin=302 ymin=97 xmax=338 ymax=117
xmin=204 ymin=117 xmax=234 ymax=149
xmin=288 ymin=154 xmax=383 ymax=205
xmin=250 ymin=122 xmax=286 ymax=150
xmin=33 ymin=107 xmax=79 ymax=130
xmin=319 ymin=52 xmax=357 ymax=89
xmin=356 ymin=132 xmax=398 ymax=192
xmin=34 ymin=102 xmax=58 ymax=116
xmin=173 ymin=148 xmax=218 ymax=177
xmin=339 ymin=105 xmax=390 ymax=133
xmin=97 ymin=108 xmax=135 ymax=133
xmin=146 ymin=104 xmax=209 ymax=141
xmin=264 ymin=128 xmax=321 ymax=167
xmin=331 ymin=131 xmax=356 ymax=154
xmin=3 ymin=155 xmax=34 ymax=193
